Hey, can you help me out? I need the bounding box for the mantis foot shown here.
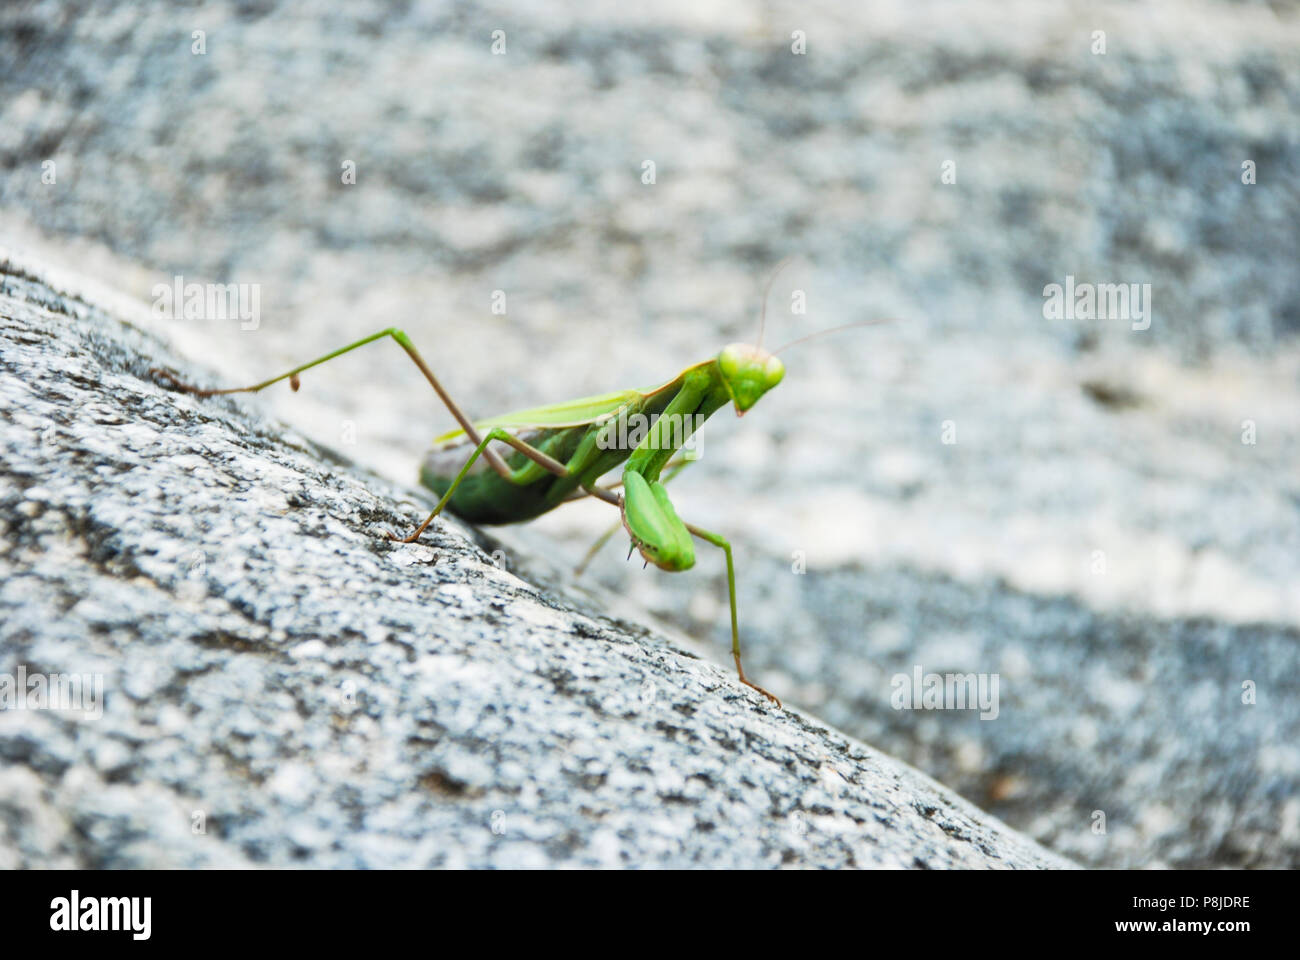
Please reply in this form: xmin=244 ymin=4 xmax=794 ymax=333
xmin=733 ymin=653 xmax=781 ymax=706
xmin=743 ymin=676 xmax=780 ymax=707
xmin=150 ymin=367 xmax=213 ymax=396
xmin=739 ymin=676 xmax=782 ymax=707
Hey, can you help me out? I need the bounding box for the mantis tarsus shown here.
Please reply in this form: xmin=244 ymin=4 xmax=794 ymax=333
xmin=153 ymin=283 xmax=885 ymax=707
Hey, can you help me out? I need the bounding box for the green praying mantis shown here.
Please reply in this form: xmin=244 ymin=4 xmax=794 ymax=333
xmin=152 ymin=272 xmax=885 ymax=706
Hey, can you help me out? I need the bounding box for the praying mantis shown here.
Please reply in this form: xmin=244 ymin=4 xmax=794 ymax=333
xmin=152 ymin=274 xmax=884 ymax=707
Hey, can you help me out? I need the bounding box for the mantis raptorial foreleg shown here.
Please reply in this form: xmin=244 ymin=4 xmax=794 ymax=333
xmin=573 ymin=456 xmax=694 ymax=576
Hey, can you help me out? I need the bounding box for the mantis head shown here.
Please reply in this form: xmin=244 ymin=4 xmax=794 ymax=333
xmin=722 ymin=256 xmax=888 ymax=416
xmin=717 ymin=343 xmax=785 ymax=416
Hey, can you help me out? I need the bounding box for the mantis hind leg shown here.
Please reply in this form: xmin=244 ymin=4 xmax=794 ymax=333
xmin=401 ymin=427 xmax=622 ymax=543
xmin=574 ymin=522 xmax=622 ymax=578
xmin=683 ymin=521 xmax=781 ymax=707
xmin=395 ymin=428 xmax=573 ymax=543
xmin=151 ymin=327 xmax=608 ymax=542
xmin=151 ymin=327 xmax=516 ymax=478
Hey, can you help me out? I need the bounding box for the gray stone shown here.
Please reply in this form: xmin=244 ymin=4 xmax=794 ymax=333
xmin=0 ymin=259 xmax=1072 ymax=868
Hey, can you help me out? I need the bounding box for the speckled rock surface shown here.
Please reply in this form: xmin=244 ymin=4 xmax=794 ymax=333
xmin=0 ymin=261 xmax=1073 ymax=868
xmin=2 ymin=0 xmax=1297 ymax=869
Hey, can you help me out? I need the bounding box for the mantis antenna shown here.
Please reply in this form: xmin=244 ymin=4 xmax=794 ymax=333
xmin=772 ymin=318 xmax=894 ymax=355
xmin=755 ymin=255 xmax=802 ymax=350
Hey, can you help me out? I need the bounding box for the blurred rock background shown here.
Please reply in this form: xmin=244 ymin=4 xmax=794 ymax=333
xmin=1 ymin=0 xmax=1297 ymax=867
